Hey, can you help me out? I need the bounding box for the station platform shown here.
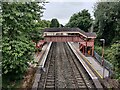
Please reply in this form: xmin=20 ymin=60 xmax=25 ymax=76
xmin=70 ymin=42 xmax=109 ymax=79
xmin=33 ymin=43 xmax=49 ymax=67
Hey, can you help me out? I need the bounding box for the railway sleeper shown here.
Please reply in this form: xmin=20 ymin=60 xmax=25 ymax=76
xmin=37 ymin=42 xmax=96 ymax=89
xmin=45 ymin=85 xmax=55 ymax=88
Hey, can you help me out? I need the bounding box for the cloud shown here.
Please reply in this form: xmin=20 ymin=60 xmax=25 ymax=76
xmin=42 ymin=2 xmax=96 ymax=25
xmin=48 ymin=0 xmax=99 ymax=2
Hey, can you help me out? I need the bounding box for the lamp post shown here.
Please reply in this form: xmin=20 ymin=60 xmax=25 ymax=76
xmin=100 ymin=39 xmax=105 ymax=78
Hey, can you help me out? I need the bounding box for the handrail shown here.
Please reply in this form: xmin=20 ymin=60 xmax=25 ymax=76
xmin=94 ymin=51 xmax=113 ymax=76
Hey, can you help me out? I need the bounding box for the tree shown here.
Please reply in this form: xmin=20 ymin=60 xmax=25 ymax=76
xmin=94 ymin=2 xmax=120 ymax=45
xmin=50 ymin=18 xmax=60 ymax=27
xmin=106 ymin=42 xmax=120 ymax=79
xmin=66 ymin=9 xmax=92 ymax=32
xmin=2 ymin=2 xmax=45 ymax=82
xmin=39 ymin=20 xmax=51 ymax=29
xmin=94 ymin=2 xmax=120 ymax=80
xmin=60 ymin=24 xmax=64 ymax=27
xmin=29 ymin=20 xmax=50 ymax=43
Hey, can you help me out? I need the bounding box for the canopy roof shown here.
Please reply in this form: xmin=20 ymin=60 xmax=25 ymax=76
xmin=43 ymin=27 xmax=96 ymax=38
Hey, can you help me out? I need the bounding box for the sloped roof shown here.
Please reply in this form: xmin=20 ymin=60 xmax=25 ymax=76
xmin=85 ymin=33 xmax=97 ymax=38
xmin=43 ymin=27 xmax=96 ymax=38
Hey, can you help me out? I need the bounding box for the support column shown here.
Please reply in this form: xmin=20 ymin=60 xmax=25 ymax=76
xmin=85 ymin=40 xmax=87 ymax=56
xmin=92 ymin=46 xmax=94 ymax=56
xmin=83 ymin=46 xmax=85 ymax=55
xmin=79 ymin=43 xmax=80 ymax=51
xmin=92 ymin=39 xmax=94 ymax=57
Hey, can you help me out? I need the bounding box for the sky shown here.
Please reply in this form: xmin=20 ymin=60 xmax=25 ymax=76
xmin=41 ymin=0 xmax=99 ymax=25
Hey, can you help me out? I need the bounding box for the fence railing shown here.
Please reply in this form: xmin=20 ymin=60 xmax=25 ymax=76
xmin=94 ymin=51 xmax=113 ymax=76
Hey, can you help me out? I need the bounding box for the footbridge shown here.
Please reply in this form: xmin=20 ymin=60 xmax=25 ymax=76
xmin=43 ymin=27 xmax=96 ymax=56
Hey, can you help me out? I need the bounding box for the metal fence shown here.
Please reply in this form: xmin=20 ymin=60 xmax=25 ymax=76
xmin=94 ymin=51 xmax=113 ymax=75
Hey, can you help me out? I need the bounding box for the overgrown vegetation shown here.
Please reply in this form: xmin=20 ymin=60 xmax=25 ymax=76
xmin=66 ymin=9 xmax=92 ymax=32
xmin=94 ymin=2 xmax=120 ymax=80
xmin=2 ymin=2 xmax=47 ymax=88
xmin=94 ymin=2 xmax=120 ymax=45
xmin=29 ymin=20 xmax=50 ymax=43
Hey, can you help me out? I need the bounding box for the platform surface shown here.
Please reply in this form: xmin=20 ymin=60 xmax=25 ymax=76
xmin=70 ymin=42 xmax=109 ymax=78
xmin=33 ymin=43 xmax=49 ymax=67
xmin=34 ymin=43 xmax=49 ymax=62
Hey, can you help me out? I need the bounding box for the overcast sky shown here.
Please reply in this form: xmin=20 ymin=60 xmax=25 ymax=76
xmin=42 ymin=0 xmax=98 ymax=25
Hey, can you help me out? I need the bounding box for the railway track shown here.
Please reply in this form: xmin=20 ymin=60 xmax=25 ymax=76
xmin=38 ymin=42 xmax=96 ymax=89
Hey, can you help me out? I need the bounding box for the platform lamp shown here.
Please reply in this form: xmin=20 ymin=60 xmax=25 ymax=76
xmin=100 ymin=39 xmax=105 ymax=79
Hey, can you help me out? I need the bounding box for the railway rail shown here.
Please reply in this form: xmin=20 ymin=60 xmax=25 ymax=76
xmin=37 ymin=42 xmax=96 ymax=89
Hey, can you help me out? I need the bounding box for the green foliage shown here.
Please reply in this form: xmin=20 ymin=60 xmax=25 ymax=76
xmin=50 ymin=18 xmax=60 ymax=27
xmin=94 ymin=2 xmax=120 ymax=79
xmin=60 ymin=24 xmax=64 ymax=27
xmin=29 ymin=29 xmax=43 ymax=43
xmin=66 ymin=9 xmax=92 ymax=32
xmin=94 ymin=44 xmax=110 ymax=60
xmin=2 ymin=37 xmax=35 ymax=80
xmin=2 ymin=2 xmax=45 ymax=82
xmin=94 ymin=45 xmax=102 ymax=55
xmin=95 ymin=41 xmax=120 ymax=79
xmin=39 ymin=20 xmax=51 ymax=28
xmin=29 ymin=20 xmax=50 ymax=43
xmin=94 ymin=2 xmax=120 ymax=45
xmin=106 ymin=42 xmax=120 ymax=79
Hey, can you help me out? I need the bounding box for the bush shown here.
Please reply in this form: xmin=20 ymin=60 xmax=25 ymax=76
xmin=2 ymin=37 xmax=35 ymax=80
xmin=94 ymin=45 xmax=102 ymax=55
xmin=106 ymin=42 xmax=120 ymax=79
xmin=95 ymin=42 xmax=120 ymax=79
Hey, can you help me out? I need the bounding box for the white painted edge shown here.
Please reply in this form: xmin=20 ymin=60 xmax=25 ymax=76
xmin=68 ymin=42 xmax=97 ymax=79
xmin=68 ymin=42 xmax=103 ymax=88
xmin=39 ymin=42 xmax=52 ymax=68
xmin=32 ymin=42 xmax=52 ymax=89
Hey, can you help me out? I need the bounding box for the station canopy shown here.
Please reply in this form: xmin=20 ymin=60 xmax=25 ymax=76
xmin=43 ymin=27 xmax=97 ymax=38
